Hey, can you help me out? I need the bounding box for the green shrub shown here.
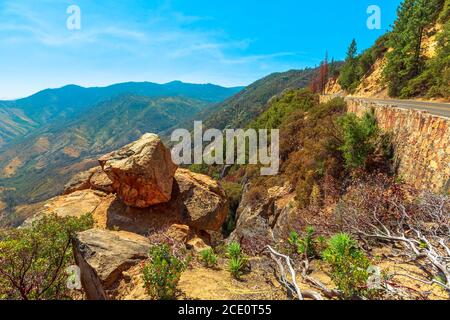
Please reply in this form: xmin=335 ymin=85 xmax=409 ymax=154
xmin=322 ymin=233 xmax=371 ymax=299
xmin=199 ymin=248 xmax=218 ymax=268
xmin=338 ymin=110 xmax=379 ymax=169
xmin=298 ymin=226 xmax=317 ymax=258
xmin=226 ymin=242 xmax=248 ymax=279
xmin=0 ymin=213 xmax=94 ymax=300
xmin=229 ymin=256 xmax=247 ymax=280
xmin=227 ymin=241 xmax=242 ymax=259
xmin=142 ymin=244 xmax=186 ymax=300
xmin=287 ymin=226 xmax=319 ymax=259
xmin=287 ymin=231 xmax=300 ymax=250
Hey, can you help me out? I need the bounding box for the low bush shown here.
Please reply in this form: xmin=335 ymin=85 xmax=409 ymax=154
xmin=229 ymin=256 xmax=247 ymax=280
xmin=338 ymin=110 xmax=392 ymax=172
xmin=322 ymin=233 xmax=371 ymax=299
xmin=226 ymin=242 xmax=248 ymax=279
xmin=142 ymin=244 xmax=187 ymax=300
xmin=199 ymin=248 xmax=218 ymax=268
xmin=0 ymin=213 xmax=94 ymax=300
xmin=227 ymin=241 xmax=242 ymax=260
xmin=287 ymin=226 xmax=321 ymax=259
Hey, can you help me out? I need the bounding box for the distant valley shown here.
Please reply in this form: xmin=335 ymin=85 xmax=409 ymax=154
xmin=0 ymin=81 xmax=243 ymax=225
xmin=0 ymin=69 xmax=318 ymax=226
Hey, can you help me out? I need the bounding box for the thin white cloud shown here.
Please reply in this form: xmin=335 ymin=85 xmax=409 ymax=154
xmin=220 ymin=52 xmax=299 ymax=65
xmin=0 ymin=0 xmax=310 ymax=98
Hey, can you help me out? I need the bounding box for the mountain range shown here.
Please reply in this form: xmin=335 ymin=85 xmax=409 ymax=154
xmin=0 ymin=81 xmax=243 ymax=148
xmin=0 ymin=69 xmax=316 ymax=225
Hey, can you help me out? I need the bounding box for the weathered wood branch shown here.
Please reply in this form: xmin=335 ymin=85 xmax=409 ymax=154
xmin=266 ymin=246 xmax=304 ymax=300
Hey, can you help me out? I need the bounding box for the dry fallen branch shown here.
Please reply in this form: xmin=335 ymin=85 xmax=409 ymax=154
xmin=266 ymin=246 xmax=326 ymax=300
xmin=266 ymin=245 xmax=304 ymax=300
xmin=300 ymin=259 xmax=342 ymax=299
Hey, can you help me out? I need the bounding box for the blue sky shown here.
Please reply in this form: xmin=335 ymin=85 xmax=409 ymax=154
xmin=0 ymin=0 xmax=402 ymax=99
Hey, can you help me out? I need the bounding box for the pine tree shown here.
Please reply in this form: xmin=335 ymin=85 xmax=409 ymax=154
xmin=338 ymin=39 xmax=359 ymax=93
xmin=383 ymin=0 xmax=445 ymax=97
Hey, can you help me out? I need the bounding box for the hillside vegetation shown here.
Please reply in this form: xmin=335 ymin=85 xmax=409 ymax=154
xmin=0 ymin=81 xmax=242 ymax=147
xmin=220 ymin=88 xmax=448 ymax=300
xmin=0 ymin=95 xmax=211 ymax=225
xmin=202 ymin=68 xmax=318 ymax=130
xmin=337 ymin=0 xmax=449 ymax=100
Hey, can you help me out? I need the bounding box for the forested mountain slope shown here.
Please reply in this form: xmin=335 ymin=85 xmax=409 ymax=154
xmin=0 ymin=82 xmax=242 ymax=147
xmin=0 ymin=95 xmax=212 ymax=224
xmin=335 ymin=0 xmax=449 ymax=100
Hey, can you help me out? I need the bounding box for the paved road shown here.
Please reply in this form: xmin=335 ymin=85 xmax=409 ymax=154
xmin=346 ymin=96 xmax=450 ymax=118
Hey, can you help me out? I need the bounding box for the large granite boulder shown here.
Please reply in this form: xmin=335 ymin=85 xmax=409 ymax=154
xmin=93 ymin=169 xmax=228 ymax=234
xmin=98 ymin=133 xmax=178 ymax=208
xmin=72 ymin=229 xmax=151 ymax=300
xmin=175 ymin=169 xmax=228 ymax=231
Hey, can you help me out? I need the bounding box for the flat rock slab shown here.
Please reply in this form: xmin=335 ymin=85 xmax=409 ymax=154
xmin=73 ymin=229 xmax=151 ymax=300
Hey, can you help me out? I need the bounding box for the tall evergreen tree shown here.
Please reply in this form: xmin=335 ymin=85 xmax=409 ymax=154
xmin=338 ymin=39 xmax=359 ymax=93
xmin=384 ymin=0 xmax=445 ymax=97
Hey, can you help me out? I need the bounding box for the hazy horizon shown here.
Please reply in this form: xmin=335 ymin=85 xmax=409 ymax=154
xmin=1 ymin=0 xmax=401 ymax=99
xmin=0 ymin=80 xmax=246 ymax=101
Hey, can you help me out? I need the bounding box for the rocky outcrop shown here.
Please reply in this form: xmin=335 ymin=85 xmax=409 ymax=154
xmin=229 ymin=184 xmax=293 ymax=246
xmin=24 ymin=133 xmax=230 ymax=299
xmin=22 ymin=189 xmax=108 ymax=227
xmin=91 ymin=169 xmax=228 ymax=234
xmin=63 ymin=166 xmax=113 ymax=195
xmin=175 ymin=169 xmax=228 ymax=231
xmin=99 ymin=133 xmax=177 ymax=208
xmin=32 ymin=135 xmax=228 ymax=234
xmin=31 ymin=173 xmax=228 ymax=234
xmin=72 ymin=229 xmax=151 ymax=300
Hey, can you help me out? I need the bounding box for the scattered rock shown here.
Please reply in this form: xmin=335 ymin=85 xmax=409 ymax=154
xmin=63 ymin=170 xmax=92 ymax=195
xmin=186 ymin=236 xmax=211 ymax=253
xmin=72 ymin=229 xmax=151 ymax=300
xmin=166 ymin=224 xmax=191 ymax=243
xmin=89 ymin=167 xmax=114 ymax=193
xmin=229 ymin=184 xmax=291 ymax=245
xmin=99 ymin=133 xmax=177 ymax=208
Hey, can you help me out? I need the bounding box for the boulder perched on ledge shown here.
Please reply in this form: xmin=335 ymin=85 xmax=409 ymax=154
xmin=98 ymin=133 xmax=178 ymax=208
xmin=72 ymin=229 xmax=151 ymax=300
xmin=175 ymin=169 xmax=228 ymax=231
xmin=95 ymin=169 xmax=229 ymax=234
